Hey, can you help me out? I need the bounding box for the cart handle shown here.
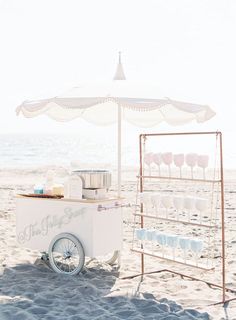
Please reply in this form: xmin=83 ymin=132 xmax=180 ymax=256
xmin=97 ymin=202 xmax=133 ymax=212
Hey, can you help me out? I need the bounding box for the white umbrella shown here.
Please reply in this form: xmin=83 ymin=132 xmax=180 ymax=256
xmin=16 ymin=53 xmax=216 ymax=196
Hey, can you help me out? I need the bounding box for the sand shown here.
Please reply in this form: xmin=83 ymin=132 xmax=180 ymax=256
xmin=0 ymin=166 xmax=236 ymax=320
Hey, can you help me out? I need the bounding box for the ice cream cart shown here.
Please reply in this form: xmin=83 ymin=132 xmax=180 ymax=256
xmin=16 ymin=195 xmax=123 ymax=275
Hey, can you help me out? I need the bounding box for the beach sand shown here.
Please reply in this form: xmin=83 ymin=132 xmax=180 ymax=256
xmin=0 ymin=167 xmax=236 ymax=320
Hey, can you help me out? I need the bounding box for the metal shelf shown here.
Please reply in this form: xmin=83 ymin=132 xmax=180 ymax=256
xmin=138 ymin=175 xmax=221 ymax=184
xmin=133 ymin=213 xmax=218 ymax=229
xmin=134 ymin=131 xmax=227 ymax=302
xmin=131 ymin=248 xmax=214 ymax=271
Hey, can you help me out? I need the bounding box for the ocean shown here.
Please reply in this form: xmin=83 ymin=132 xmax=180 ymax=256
xmin=0 ymin=132 xmax=235 ymax=170
xmin=0 ymin=133 xmax=139 ymax=169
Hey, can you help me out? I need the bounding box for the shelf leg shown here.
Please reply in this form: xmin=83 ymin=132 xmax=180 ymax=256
xmin=219 ymin=132 xmax=226 ymax=303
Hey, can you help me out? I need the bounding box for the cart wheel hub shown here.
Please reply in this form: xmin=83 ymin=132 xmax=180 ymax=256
xmin=64 ymin=251 xmax=72 ymax=259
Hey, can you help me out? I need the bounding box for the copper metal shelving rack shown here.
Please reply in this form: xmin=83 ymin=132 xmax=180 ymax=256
xmin=129 ymin=131 xmax=236 ymax=304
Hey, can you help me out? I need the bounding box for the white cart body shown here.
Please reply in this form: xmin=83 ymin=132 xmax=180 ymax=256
xmin=16 ymin=196 xmax=123 ymax=257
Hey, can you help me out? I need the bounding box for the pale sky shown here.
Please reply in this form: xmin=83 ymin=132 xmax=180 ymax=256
xmin=0 ymin=0 xmax=235 ymax=138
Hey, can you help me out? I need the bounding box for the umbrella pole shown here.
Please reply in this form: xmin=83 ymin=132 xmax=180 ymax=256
xmin=118 ymin=104 xmax=122 ymax=197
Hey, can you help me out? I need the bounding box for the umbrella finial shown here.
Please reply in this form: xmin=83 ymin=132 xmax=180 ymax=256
xmin=113 ymin=52 xmax=126 ymax=80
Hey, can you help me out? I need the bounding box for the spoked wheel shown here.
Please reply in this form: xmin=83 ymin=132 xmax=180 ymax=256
xmin=95 ymin=250 xmax=120 ymax=265
xmin=48 ymin=233 xmax=85 ymax=275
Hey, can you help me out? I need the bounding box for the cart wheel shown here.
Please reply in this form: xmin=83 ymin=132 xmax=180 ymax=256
xmin=96 ymin=250 xmax=120 ymax=265
xmin=48 ymin=233 xmax=85 ymax=275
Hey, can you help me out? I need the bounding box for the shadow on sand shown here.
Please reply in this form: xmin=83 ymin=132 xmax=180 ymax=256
xmin=0 ymin=259 xmax=210 ymax=320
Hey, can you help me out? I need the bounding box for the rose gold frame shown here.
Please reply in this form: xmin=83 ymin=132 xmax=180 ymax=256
xmin=130 ymin=131 xmax=235 ymax=304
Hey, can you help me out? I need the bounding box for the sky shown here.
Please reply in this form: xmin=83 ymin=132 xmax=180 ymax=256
xmin=0 ymin=0 xmax=235 ymax=146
